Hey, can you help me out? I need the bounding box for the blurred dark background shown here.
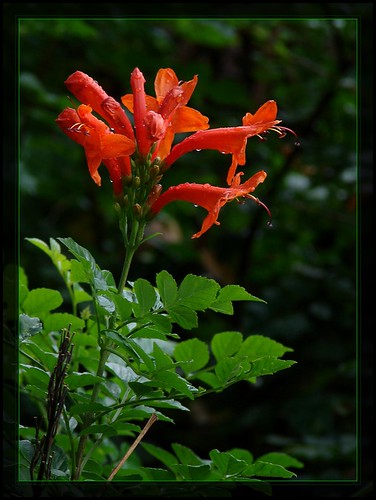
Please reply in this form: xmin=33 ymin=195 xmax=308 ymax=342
xmin=4 ymin=2 xmax=372 ymax=496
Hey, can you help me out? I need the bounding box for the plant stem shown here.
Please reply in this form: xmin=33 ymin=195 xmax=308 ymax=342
xmin=117 ymin=218 xmax=146 ymax=294
xmin=107 ymin=413 xmax=158 ymax=481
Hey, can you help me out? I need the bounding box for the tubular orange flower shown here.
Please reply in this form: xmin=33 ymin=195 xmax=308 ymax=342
xmin=163 ymin=100 xmax=296 ymax=185
xmin=65 ymin=71 xmax=135 ymax=140
xmin=150 ymin=170 xmax=269 ymax=238
xmin=56 ymin=105 xmax=135 ymax=194
xmin=122 ymin=68 xmax=209 ymax=160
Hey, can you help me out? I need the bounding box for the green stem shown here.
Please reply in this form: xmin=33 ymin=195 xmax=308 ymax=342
xmin=117 ymin=218 xmax=146 ymax=294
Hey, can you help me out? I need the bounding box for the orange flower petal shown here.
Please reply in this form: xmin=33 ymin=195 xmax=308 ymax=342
xmin=154 ymin=68 xmax=179 ymax=98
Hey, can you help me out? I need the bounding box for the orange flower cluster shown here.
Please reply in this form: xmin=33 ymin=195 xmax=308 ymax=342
xmin=57 ymin=68 xmax=294 ymax=237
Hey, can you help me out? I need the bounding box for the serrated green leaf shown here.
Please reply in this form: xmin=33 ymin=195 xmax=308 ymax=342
xmin=26 ymin=237 xmax=50 ymax=256
xmin=68 ymin=402 xmax=108 ymax=417
xmin=168 ymin=305 xmax=198 ymax=329
xmin=73 ymin=283 xmax=92 ymax=304
xmin=244 ymin=460 xmax=296 ymax=478
xmin=144 ymin=399 xmax=190 ymax=411
xmin=194 ymin=372 xmax=220 ymax=388
xmin=173 ymin=338 xmax=210 ymax=374
xmin=146 ymin=313 xmax=172 ymax=333
xmin=97 ymin=294 xmax=116 ymax=313
xmin=238 ymin=335 xmax=293 ymax=360
xmin=216 ymin=285 xmax=265 ymax=303
xmin=211 ymin=331 xmax=243 ymax=362
xmin=19 ymin=440 xmax=35 ymax=463
xmin=121 ymin=405 xmax=174 ymax=423
xmin=142 ymin=442 xmax=178 ymax=469
xmin=171 ymin=443 xmax=205 ymax=466
xmin=19 ymin=313 xmax=43 ymax=340
xmin=58 ymin=237 xmax=96 ymax=273
xmin=209 ymin=449 xmax=249 ymax=477
xmin=20 ymin=364 xmax=50 ymax=390
xmin=170 ymin=463 xmax=212 ymax=480
xmin=210 ymin=285 xmax=265 ymax=314
xmin=152 ymin=343 xmax=174 ymax=370
xmin=22 ymin=288 xmax=63 ymax=317
xmin=257 ymin=452 xmax=304 ymax=469
xmin=156 ymin=270 xmax=178 ymax=308
xmin=177 ymin=274 xmax=219 ymax=310
xmin=43 ymin=312 xmax=85 ymax=333
xmin=247 ymin=357 xmax=296 ymax=378
xmin=227 ymin=448 xmax=254 ymax=465
xmin=215 ymin=357 xmax=243 ymax=385
xmin=138 ymin=467 xmax=175 ymax=481
xmin=155 ymin=370 xmax=197 ymax=400
xmin=21 ymin=340 xmax=58 ymax=371
xmin=70 ymin=259 xmax=90 ymax=284
xmin=129 ymin=325 xmax=169 ymax=341
xmin=112 ymin=294 xmax=133 ymax=321
xmin=133 ymin=278 xmax=157 ymax=316
xmin=79 ymin=424 xmax=118 ymax=437
xmin=65 ymin=372 xmax=104 ymax=390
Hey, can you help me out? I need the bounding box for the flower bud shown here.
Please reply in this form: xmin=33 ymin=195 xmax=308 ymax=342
xmin=133 ymin=203 xmax=143 ymax=219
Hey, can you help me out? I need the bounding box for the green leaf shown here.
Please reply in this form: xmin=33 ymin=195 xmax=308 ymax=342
xmin=22 ymin=288 xmax=63 ymax=317
xmin=237 ymin=335 xmax=293 ymax=360
xmin=58 ymin=237 xmax=97 ymax=273
xmin=211 ymin=331 xmax=243 ymax=362
xmin=168 ymin=305 xmax=198 ymax=329
xmin=247 ymin=357 xmax=296 ymax=378
xmin=137 ymin=467 xmax=175 ymax=481
xmin=257 ymin=452 xmax=304 ymax=469
xmin=142 ymin=442 xmax=178 ymax=469
xmin=19 ymin=439 xmax=35 ymax=463
xmin=177 ymin=274 xmax=219 ymax=310
xmin=215 ymin=358 xmax=243 ymax=385
xmin=68 ymin=402 xmax=108 ymax=417
xmin=73 ymin=283 xmax=92 ymax=304
xmin=65 ymin=372 xmax=104 ymax=390
xmin=156 ymin=270 xmax=178 ymax=308
xmin=97 ymin=294 xmax=116 ymax=314
xmin=19 ymin=313 xmax=43 ymax=340
xmin=43 ymin=312 xmax=85 ymax=333
xmin=171 ymin=443 xmax=205 ymax=466
xmin=133 ymin=278 xmax=157 ymax=316
xmin=112 ymin=294 xmax=133 ymax=321
xmin=147 ymin=313 xmax=172 ymax=333
xmin=120 ymin=405 xmax=174 ymax=423
xmin=21 ymin=340 xmax=58 ymax=371
xmin=170 ymin=463 xmax=212 ymax=480
xmin=144 ymin=399 xmax=190 ymax=411
xmin=173 ymin=338 xmax=210 ymax=374
xmin=210 ymin=285 xmax=265 ymax=314
xmin=152 ymin=343 xmax=174 ymax=370
xmin=79 ymin=424 xmax=118 ymax=437
xmin=129 ymin=325 xmax=169 ymax=342
xmin=194 ymin=372 xmax=220 ymax=389
xmin=244 ymin=460 xmax=296 ymax=478
xmin=70 ymin=259 xmax=90 ymax=284
xmin=227 ymin=448 xmax=254 ymax=465
xmin=20 ymin=364 xmax=50 ymax=390
xmin=154 ymin=370 xmax=197 ymax=400
xmin=26 ymin=237 xmax=71 ymax=278
xmin=209 ymin=449 xmax=249 ymax=477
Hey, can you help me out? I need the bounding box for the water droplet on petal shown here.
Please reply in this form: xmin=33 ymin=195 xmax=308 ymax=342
xmin=195 ymin=149 xmax=202 ymax=152
xmin=294 ymin=141 xmax=301 ymax=147
xmin=267 ymin=220 xmax=273 ymax=228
